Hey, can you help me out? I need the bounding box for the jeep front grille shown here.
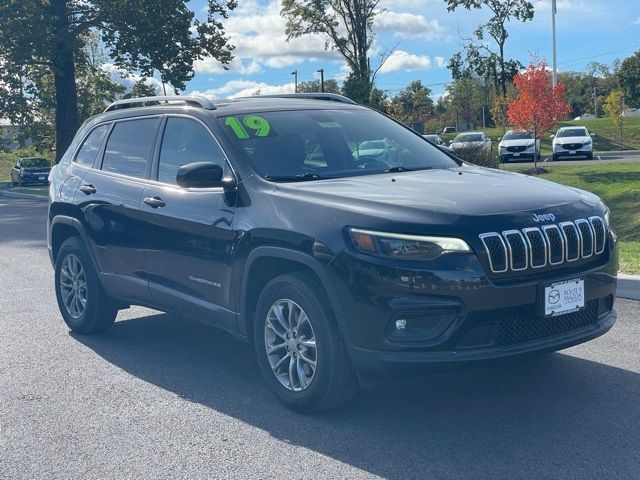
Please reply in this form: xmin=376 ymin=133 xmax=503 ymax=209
xmin=479 ymin=217 xmax=606 ymax=273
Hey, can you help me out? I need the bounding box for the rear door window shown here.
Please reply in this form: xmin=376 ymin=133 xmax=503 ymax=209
xmin=75 ymin=124 xmax=110 ymax=167
xmin=101 ymin=118 xmax=159 ymax=178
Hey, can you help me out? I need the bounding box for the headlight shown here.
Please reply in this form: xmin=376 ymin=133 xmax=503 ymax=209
xmin=604 ymin=207 xmax=610 ymax=226
xmin=349 ymin=228 xmax=471 ymax=260
xmin=584 ymin=138 xmax=592 ymax=145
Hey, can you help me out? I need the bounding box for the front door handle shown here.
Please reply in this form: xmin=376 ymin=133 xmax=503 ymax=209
xmin=143 ymin=196 xmax=166 ymax=208
xmin=80 ymin=184 xmax=97 ymax=195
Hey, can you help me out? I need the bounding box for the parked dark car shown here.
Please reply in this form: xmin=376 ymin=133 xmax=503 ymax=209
xmin=47 ymin=94 xmax=618 ymax=412
xmin=11 ymin=157 xmax=52 ymax=186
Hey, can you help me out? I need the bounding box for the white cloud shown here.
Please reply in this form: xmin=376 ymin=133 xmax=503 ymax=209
xmin=375 ymin=11 xmax=445 ymax=39
xmin=190 ymin=80 xmax=295 ymax=99
xmin=101 ymin=63 xmax=164 ymax=93
xmin=194 ymin=0 xmax=340 ymax=75
xmin=379 ymin=50 xmax=432 ymax=73
xmin=434 ymin=56 xmax=447 ymax=68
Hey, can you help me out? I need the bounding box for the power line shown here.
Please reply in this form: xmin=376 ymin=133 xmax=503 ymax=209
xmin=557 ymin=44 xmax=640 ymax=66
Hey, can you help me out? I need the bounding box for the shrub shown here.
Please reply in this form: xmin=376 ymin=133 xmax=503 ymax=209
xmin=452 ymin=147 xmax=501 ymax=168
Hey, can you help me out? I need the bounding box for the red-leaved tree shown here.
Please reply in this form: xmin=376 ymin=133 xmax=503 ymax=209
xmin=508 ymin=59 xmax=572 ymax=168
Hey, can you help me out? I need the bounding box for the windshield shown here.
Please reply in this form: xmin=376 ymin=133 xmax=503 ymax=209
xmin=503 ymin=131 xmax=533 ymax=140
xmin=220 ymin=109 xmax=458 ymax=181
xmin=557 ymin=128 xmax=588 ymax=137
xmin=454 ymin=133 xmax=483 ymax=142
xmin=20 ymin=158 xmax=50 ymax=168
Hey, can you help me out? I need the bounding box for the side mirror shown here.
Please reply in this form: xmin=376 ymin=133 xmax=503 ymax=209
xmin=176 ymin=162 xmax=233 ymax=189
xmin=550 ymin=134 xmax=555 ymax=138
xmin=590 ymin=133 xmax=595 ymax=137
xmin=498 ymin=137 xmax=502 ymax=141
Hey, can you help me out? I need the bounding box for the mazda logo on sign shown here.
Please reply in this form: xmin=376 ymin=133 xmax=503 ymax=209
xmin=548 ymin=289 xmax=560 ymax=305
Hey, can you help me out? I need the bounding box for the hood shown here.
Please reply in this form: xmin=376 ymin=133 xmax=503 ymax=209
xmin=22 ymin=167 xmax=52 ymax=173
xmin=553 ymin=136 xmax=590 ymax=145
xmin=451 ymin=141 xmax=484 ymax=148
xmin=274 ymin=166 xmax=602 ymax=229
xmin=499 ymin=138 xmax=535 ymax=148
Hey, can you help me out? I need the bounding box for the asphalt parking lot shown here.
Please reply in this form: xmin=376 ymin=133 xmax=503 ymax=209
xmin=1 ymin=195 xmax=639 ymax=480
xmin=502 ymin=150 xmax=640 ymax=166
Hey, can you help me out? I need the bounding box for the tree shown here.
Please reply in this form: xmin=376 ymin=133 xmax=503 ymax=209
xmin=618 ymin=50 xmax=640 ymax=108
xmin=491 ymin=94 xmax=510 ymax=133
xmin=297 ymin=79 xmax=341 ymax=94
xmin=0 ymin=0 xmax=236 ymax=161
xmin=604 ymin=90 xmax=625 ymax=149
xmin=123 ymin=80 xmax=160 ymax=99
xmin=282 ymin=0 xmax=380 ymax=104
xmin=387 ymin=81 xmax=434 ymax=133
xmin=508 ymin=59 xmax=571 ymax=169
xmin=445 ymin=0 xmax=534 ymax=97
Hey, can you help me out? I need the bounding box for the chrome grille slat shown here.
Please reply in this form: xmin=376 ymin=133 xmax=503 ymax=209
xmin=589 ymin=216 xmax=606 ymax=254
xmin=523 ymin=227 xmax=547 ymax=268
xmin=575 ymin=219 xmax=594 ymax=258
xmin=480 ymin=217 xmax=606 ymax=274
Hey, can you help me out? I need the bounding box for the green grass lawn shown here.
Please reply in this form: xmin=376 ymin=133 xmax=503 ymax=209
xmin=9 ymin=186 xmax=49 ymax=197
xmin=503 ymin=162 xmax=640 ymax=274
xmin=442 ymin=115 xmax=640 ymax=157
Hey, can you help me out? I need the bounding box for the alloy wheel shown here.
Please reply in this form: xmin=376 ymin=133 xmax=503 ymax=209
xmin=264 ymin=299 xmax=317 ymax=392
xmin=59 ymin=254 xmax=88 ymax=319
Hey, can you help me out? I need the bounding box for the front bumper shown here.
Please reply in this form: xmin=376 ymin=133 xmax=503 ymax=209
xmin=500 ymin=151 xmax=535 ymax=161
xmin=327 ymin=241 xmax=618 ymax=375
xmin=553 ymin=147 xmax=593 ymax=158
xmin=351 ymin=309 xmax=615 ymax=375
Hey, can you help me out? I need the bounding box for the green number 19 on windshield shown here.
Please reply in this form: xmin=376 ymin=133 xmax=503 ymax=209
xmin=225 ymin=115 xmax=271 ymax=139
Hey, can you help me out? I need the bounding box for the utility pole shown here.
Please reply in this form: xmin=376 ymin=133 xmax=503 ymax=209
xmin=317 ymin=69 xmax=325 ymax=92
xmin=551 ymin=0 xmax=557 ymax=88
xmin=291 ymin=70 xmax=298 ymax=93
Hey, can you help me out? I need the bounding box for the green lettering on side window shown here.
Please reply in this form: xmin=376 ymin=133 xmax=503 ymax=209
xmin=225 ymin=115 xmax=272 ymax=139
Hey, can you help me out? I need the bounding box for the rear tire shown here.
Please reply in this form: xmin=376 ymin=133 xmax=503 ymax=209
xmin=254 ymin=272 xmax=358 ymax=412
xmin=54 ymin=237 xmax=117 ymax=334
xmin=586 ymin=153 xmax=593 ymax=160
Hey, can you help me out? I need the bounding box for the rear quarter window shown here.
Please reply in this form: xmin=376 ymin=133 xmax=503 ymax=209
xmin=75 ymin=124 xmax=110 ymax=167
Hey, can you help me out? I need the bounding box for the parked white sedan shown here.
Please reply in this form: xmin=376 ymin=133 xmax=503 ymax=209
xmin=552 ymin=126 xmax=594 ymax=160
xmin=449 ymin=132 xmax=492 ymax=153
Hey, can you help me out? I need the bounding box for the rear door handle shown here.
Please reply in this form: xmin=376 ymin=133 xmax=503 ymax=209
xmin=143 ymin=196 xmax=166 ymax=208
xmin=80 ymin=184 xmax=97 ymax=195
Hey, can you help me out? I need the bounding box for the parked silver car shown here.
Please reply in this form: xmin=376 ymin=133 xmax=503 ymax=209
xmin=450 ymin=132 xmax=492 ymax=153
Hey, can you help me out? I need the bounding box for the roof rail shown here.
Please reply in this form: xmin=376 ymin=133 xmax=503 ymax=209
xmin=104 ymin=95 xmax=216 ymax=113
xmin=237 ymin=93 xmax=357 ymax=105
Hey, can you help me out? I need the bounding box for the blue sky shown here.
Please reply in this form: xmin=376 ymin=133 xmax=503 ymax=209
xmin=120 ymin=0 xmax=640 ymax=99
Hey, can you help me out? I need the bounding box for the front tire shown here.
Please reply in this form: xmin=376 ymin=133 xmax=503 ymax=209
xmin=54 ymin=237 xmax=117 ymax=334
xmin=254 ymin=272 xmax=358 ymax=412
xmin=552 ymin=154 xmax=559 ymax=161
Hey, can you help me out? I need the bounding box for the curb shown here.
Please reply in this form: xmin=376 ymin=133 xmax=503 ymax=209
xmin=617 ymin=274 xmax=640 ymax=301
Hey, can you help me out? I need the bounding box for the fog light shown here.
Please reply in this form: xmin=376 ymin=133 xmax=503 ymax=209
xmin=395 ymin=319 xmax=407 ymax=330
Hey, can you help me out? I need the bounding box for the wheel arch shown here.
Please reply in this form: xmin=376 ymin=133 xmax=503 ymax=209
xmin=49 ymin=216 xmax=99 ymax=273
xmin=239 ymin=247 xmax=348 ymax=346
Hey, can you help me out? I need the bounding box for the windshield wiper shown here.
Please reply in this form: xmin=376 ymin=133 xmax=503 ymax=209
xmin=264 ymin=172 xmax=329 ymax=182
xmin=384 ymin=166 xmax=432 ymax=173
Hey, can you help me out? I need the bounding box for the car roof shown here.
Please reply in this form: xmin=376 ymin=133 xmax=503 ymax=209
xmin=91 ymin=94 xmax=364 ymax=125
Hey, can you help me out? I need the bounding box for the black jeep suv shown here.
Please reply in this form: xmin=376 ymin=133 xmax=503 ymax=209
xmin=48 ymin=94 xmax=618 ymax=412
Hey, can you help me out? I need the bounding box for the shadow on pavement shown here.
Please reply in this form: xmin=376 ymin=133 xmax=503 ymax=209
xmin=74 ymin=311 xmax=640 ymax=479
